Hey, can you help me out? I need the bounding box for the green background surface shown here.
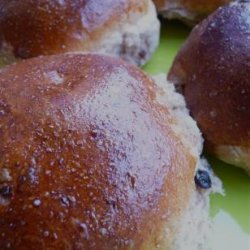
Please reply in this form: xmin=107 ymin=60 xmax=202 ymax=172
xmin=143 ymin=20 xmax=250 ymax=250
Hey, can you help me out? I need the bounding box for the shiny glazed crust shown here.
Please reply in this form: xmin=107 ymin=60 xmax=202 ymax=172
xmin=168 ymin=1 xmax=250 ymax=169
xmin=0 ymin=0 xmax=159 ymax=65
xmin=0 ymin=54 xmax=197 ymax=249
xmin=153 ymin=0 xmax=231 ymax=24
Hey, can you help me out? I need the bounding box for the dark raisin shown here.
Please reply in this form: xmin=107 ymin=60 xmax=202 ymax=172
xmin=138 ymin=50 xmax=146 ymax=59
xmin=0 ymin=185 xmax=12 ymax=198
xmin=90 ymin=130 xmax=98 ymax=139
xmin=194 ymin=170 xmax=212 ymax=189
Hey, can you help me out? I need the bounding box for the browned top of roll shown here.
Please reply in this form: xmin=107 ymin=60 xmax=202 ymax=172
xmin=179 ymin=0 xmax=230 ymax=14
xmin=0 ymin=54 xmax=196 ymax=249
xmin=0 ymin=0 xmax=147 ymax=59
xmin=154 ymin=0 xmax=230 ymax=15
xmin=168 ymin=1 xmax=250 ymax=148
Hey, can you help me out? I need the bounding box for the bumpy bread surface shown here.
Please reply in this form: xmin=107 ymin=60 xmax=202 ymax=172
xmin=153 ymin=0 xmax=231 ymax=25
xmin=0 ymin=54 xmax=197 ymax=249
xmin=0 ymin=0 xmax=159 ymax=66
xmin=168 ymin=1 xmax=250 ymax=169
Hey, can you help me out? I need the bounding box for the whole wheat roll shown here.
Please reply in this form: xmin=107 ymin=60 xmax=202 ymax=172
xmin=0 ymin=53 xmax=213 ymax=249
xmin=0 ymin=0 xmax=160 ymax=66
xmin=168 ymin=1 xmax=250 ymax=171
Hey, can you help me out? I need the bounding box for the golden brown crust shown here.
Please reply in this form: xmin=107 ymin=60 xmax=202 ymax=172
xmin=0 ymin=0 xmax=148 ymax=59
xmin=168 ymin=2 xmax=250 ymax=156
xmin=178 ymin=0 xmax=230 ymax=14
xmin=0 ymin=53 xmax=196 ymax=249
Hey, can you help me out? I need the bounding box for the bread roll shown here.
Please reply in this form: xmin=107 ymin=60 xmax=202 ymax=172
xmin=168 ymin=1 xmax=250 ymax=171
xmin=0 ymin=53 xmax=220 ymax=249
xmin=0 ymin=0 xmax=159 ymax=66
xmin=153 ymin=0 xmax=231 ymax=25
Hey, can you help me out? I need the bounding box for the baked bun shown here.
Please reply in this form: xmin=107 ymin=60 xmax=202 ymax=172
xmin=0 ymin=0 xmax=159 ymax=66
xmin=0 ymin=53 xmax=219 ymax=249
xmin=168 ymin=1 xmax=250 ymax=171
xmin=153 ymin=0 xmax=231 ymax=25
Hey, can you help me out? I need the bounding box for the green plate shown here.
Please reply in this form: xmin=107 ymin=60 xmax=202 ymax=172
xmin=143 ymin=20 xmax=250 ymax=250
